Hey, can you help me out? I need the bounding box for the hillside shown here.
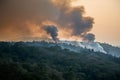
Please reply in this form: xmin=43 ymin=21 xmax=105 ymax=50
xmin=100 ymin=43 xmax=120 ymax=57
xmin=0 ymin=42 xmax=120 ymax=80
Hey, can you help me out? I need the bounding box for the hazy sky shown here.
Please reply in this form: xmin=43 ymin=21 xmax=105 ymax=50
xmin=0 ymin=0 xmax=120 ymax=46
xmin=72 ymin=0 xmax=120 ymax=46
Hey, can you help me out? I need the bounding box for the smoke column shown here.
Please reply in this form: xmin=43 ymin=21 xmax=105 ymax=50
xmin=82 ymin=33 xmax=95 ymax=42
xmin=44 ymin=25 xmax=59 ymax=43
xmin=0 ymin=0 xmax=95 ymax=41
xmin=0 ymin=0 xmax=58 ymax=40
xmin=53 ymin=0 xmax=95 ymax=41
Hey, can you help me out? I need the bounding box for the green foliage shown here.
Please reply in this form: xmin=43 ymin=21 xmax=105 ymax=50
xmin=0 ymin=42 xmax=120 ymax=80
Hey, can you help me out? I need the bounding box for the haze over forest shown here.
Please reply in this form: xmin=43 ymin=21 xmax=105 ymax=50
xmin=0 ymin=1 xmax=120 ymax=80
xmin=0 ymin=0 xmax=120 ymax=46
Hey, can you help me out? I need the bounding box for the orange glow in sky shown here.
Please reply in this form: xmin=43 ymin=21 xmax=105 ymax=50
xmin=0 ymin=0 xmax=120 ymax=46
xmin=72 ymin=0 xmax=120 ymax=46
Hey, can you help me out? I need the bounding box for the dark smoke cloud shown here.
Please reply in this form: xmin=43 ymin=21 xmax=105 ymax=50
xmin=54 ymin=3 xmax=94 ymax=36
xmin=0 ymin=0 xmax=95 ymax=41
xmin=0 ymin=0 xmax=58 ymax=40
xmin=44 ymin=25 xmax=59 ymax=43
xmin=53 ymin=0 xmax=95 ymax=41
xmin=82 ymin=33 xmax=95 ymax=42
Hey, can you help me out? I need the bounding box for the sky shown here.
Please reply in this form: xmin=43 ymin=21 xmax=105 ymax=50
xmin=72 ymin=0 xmax=120 ymax=46
xmin=0 ymin=0 xmax=120 ymax=46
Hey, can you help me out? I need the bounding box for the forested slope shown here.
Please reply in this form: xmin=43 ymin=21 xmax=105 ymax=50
xmin=0 ymin=42 xmax=120 ymax=80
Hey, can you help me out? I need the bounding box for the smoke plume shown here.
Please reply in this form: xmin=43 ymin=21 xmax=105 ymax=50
xmin=82 ymin=33 xmax=95 ymax=42
xmin=57 ymin=6 xmax=94 ymax=35
xmin=0 ymin=0 xmax=58 ymax=40
xmin=0 ymin=0 xmax=95 ymax=41
xmin=53 ymin=0 xmax=95 ymax=42
xmin=44 ymin=25 xmax=59 ymax=43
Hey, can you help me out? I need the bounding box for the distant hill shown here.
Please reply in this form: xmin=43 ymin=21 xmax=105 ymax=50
xmin=23 ymin=40 xmax=120 ymax=57
xmin=0 ymin=41 xmax=120 ymax=80
xmin=100 ymin=43 xmax=120 ymax=57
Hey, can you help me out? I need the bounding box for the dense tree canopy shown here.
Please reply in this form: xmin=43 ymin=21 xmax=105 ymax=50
xmin=0 ymin=42 xmax=120 ymax=80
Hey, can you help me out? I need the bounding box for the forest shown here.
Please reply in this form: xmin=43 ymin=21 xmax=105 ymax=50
xmin=0 ymin=42 xmax=120 ymax=80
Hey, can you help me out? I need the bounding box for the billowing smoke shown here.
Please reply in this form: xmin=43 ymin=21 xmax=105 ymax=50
xmin=56 ymin=6 xmax=94 ymax=36
xmin=82 ymin=33 xmax=95 ymax=42
xmin=0 ymin=0 xmax=95 ymax=41
xmin=0 ymin=0 xmax=58 ymax=40
xmin=53 ymin=0 xmax=95 ymax=41
xmin=52 ymin=0 xmax=95 ymax=42
xmin=44 ymin=25 xmax=59 ymax=43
